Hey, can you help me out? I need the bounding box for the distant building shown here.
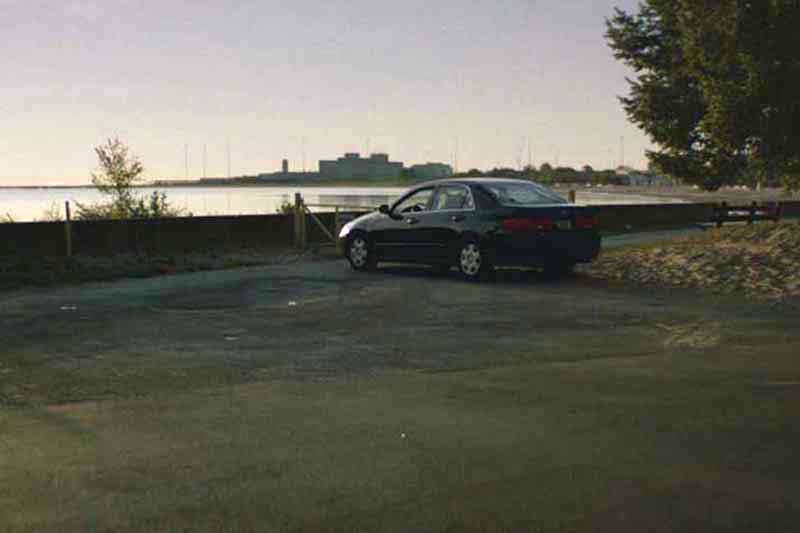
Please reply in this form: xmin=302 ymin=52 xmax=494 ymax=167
xmin=319 ymin=153 xmax=404 ymax=180
xmin=410 ymin=163 xmax=454 ymax=180
xmin=282 ymin=159 xmax=289 ymax=174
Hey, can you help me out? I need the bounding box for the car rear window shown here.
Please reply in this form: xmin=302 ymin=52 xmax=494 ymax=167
xmin=481 ymin=182 xmax=566 ymax=206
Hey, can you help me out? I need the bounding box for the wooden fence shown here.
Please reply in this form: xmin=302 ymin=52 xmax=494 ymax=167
xmin=2 ymin=197 xmax=799 ymax=259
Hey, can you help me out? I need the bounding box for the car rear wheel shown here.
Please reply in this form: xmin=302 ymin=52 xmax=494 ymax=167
xmin=346 ymin=234 xmax=376 ymax=271
xmin=458 ymin=240 xmax=493 ymax=281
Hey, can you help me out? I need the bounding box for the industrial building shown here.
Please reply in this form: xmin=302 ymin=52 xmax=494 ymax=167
xmin=250 ymin=152 xmax=452 ymax=182
xmin=318 ymin=153 xmax=404 ymax=180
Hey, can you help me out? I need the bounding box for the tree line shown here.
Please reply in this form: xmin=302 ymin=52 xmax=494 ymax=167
xmin=453 ymin=164 xmax=643 ymax=186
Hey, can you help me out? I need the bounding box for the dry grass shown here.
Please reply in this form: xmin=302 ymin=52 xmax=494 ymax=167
xmin=583 ymin=221 xmax=800 ymax=301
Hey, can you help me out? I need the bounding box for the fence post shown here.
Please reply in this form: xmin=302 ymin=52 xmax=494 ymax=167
xmin=300 ymin=197 xmax=307 ymax=249
xmin=748 ymin=201 xmax=757 ymax=225
xmin=334 ymin=207 xmax=343 ymax=256
xmin=64 ymin=201 xmax=73 ymax=257
xmin=294 ymin=193 xmax=302 ymax=249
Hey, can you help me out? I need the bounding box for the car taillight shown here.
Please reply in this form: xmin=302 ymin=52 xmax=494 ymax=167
xmin=575 ymin=216 xmax=598 ymax=229
xmin=502 ymin=218 xmax=554 ymax=231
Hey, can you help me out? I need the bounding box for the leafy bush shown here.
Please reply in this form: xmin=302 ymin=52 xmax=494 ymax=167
xmin=77 ymin=191 xmax=189 ymax=220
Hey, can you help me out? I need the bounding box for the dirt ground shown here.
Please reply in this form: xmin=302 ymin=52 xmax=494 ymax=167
xmin=2 ymin=256 xmax=799 ymax=532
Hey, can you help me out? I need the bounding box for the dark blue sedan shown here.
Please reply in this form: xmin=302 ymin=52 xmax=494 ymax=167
xmin=338 ymin=178 xmax=601 ymax=280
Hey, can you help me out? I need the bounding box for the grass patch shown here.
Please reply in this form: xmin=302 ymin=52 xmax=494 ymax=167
xmin=0 ymin=247 xmax=302 ymax=292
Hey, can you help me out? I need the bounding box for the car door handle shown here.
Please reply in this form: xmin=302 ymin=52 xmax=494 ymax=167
xmin=451 ymin=214 xmax=466 ymax=222
xmin=405 ymin=217 xmax=419 ymax=225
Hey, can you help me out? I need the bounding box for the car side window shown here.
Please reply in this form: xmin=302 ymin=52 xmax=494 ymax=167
xmin=431 ymin=185 xmax=473 ymax=211
xmin=472 ymin=186 xmax=497 ymax=210
xmin=393 ymin=188 xmax=434 ymax=214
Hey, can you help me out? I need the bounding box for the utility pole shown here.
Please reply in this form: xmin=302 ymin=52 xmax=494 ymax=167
xmin=184 ymin=144 xmax=189 ymax=180
xmin=301 ymin=136 xmax=307 ymax=173
xmin=620 ymin=136 xmax=625 ymax=169
xmin=455 ymin=137 xmax=460 ymax=174
xmin=203 ymin=144 xmax=207 ymax=179
xmin=226 ymin=136 xmax=231 ymax=179
xmin=527 ymin=136 xmax=532 ymax=170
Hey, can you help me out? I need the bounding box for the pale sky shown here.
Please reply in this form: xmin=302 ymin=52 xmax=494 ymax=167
xmin=1 ymin=0 xmax=649 ymax=185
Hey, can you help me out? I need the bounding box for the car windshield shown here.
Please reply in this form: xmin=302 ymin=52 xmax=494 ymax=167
xmin=481 ymin=181 xmax=567 ymax=206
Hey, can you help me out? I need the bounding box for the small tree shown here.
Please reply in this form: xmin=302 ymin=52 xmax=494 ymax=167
xmin=77 ymin=138 xmax=186 ymax=220
xmin=91 ymin=137 xmax=143 ymax=214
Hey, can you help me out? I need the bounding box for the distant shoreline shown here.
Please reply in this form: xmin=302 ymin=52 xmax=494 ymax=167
xmin=0 ymin=179 xmax=420 ymax=189
xmin=1 ymin=182 xmax=795 ymax=203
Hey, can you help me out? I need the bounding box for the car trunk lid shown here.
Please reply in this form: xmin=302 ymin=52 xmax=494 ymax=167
xmin=500 ymin=205 xmax=598 ymax=232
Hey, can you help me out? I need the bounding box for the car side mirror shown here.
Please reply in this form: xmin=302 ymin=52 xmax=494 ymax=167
xmin=378 ymin=204 xmax=390 ymax=215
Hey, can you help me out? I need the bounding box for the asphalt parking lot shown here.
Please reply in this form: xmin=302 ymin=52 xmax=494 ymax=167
xmin=2 ymin=257 xmax=799 ymax=532
xmin=1 ymin=255 xmax=759 ymax=404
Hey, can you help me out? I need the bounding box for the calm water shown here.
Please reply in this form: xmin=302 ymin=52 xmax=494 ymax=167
xmin=0 ymin=185 xmax=683 ymax=222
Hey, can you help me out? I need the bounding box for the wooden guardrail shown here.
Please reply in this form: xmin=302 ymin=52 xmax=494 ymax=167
xmin=293 ymin=194 xmax=375 ymax=253
xmin=712 ymin=201 xmax=783 ymax=228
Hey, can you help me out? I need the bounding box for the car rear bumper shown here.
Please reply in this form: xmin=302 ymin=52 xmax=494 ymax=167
xmin=491 ymin=230 xmax=602 ymax=266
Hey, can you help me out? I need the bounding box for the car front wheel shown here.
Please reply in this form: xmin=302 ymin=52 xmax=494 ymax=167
xmin=346 ymin=234 xmax=377 ymax=271
xmin=458 ymin=240 xmax=492 ymax=281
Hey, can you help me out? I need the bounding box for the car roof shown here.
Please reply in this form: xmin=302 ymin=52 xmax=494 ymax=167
xmin=413 ymin=177 xmax=538 ymax=189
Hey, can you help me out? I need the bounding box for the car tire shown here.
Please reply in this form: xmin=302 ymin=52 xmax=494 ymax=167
xmin=346 ymin=233 xmax=377 ymax=272
xmin=458 ymin=239 xmax=493 ymax=281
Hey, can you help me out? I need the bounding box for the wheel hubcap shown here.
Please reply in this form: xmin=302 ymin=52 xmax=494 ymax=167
xmin=460 ymin=243 xmax=481 ymax=276
xmin=350 ymin=238 xmax=368 ymax=267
